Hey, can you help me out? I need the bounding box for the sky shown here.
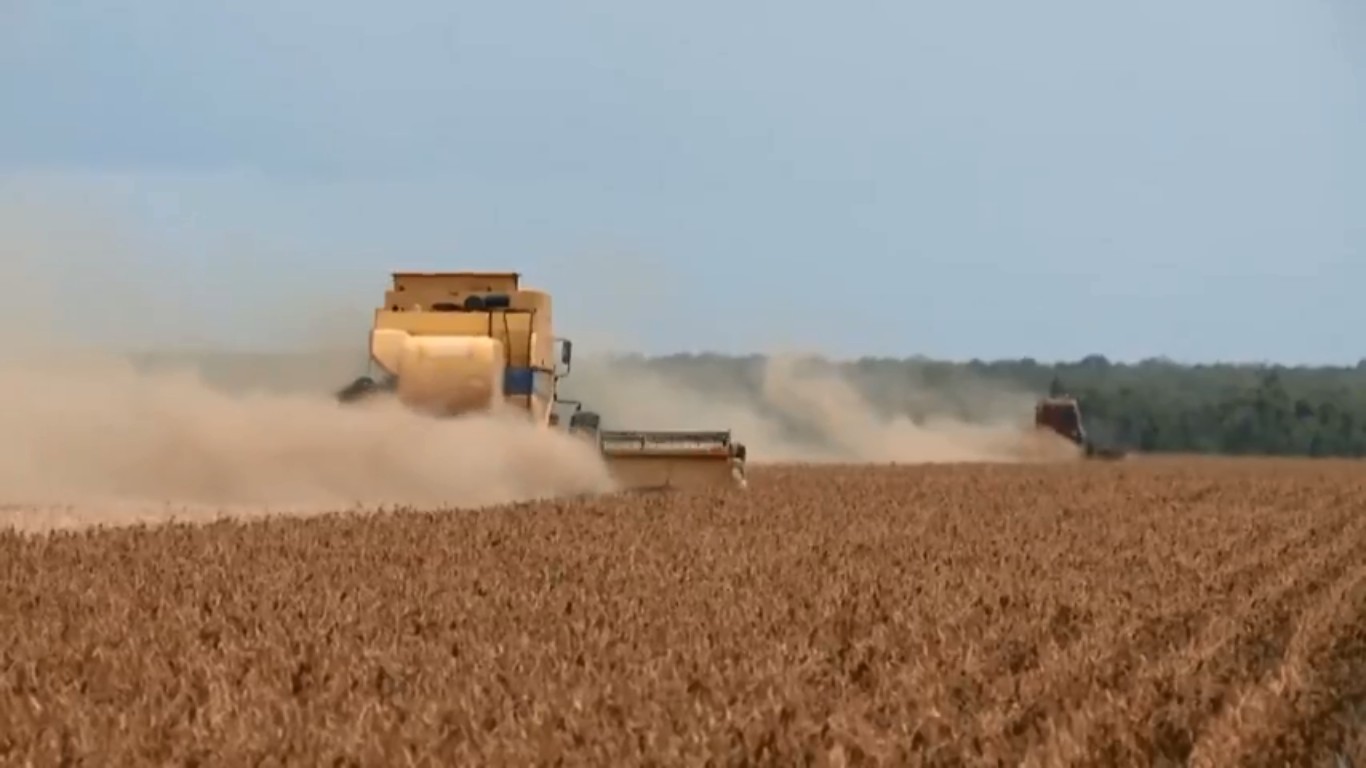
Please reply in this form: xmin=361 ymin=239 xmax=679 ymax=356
xmin=1 ymin=0 xmax=1362 ymax=364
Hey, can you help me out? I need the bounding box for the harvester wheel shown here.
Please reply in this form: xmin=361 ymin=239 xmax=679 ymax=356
xmin=568 ymin=411 xmax=603 ymax=449
xmin=337 ymin=376 xmax=380 ymax=403
xmin=1083 ymin=440 xmax=1127 ymax=460
xmin=732 ymin=442 xmax=749 ymax=488
xmin=570 ymin=411 xmax=602 ymax=432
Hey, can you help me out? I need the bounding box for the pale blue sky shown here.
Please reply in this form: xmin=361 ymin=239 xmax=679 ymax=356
xmin=2 ymin=1 xmax=1362 ymax=363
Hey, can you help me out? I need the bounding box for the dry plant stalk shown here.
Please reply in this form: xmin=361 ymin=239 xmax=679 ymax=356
xmin=1 ymin=457 xmax=1363 ymax=765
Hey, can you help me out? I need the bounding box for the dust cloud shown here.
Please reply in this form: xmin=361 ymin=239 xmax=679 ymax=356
xmin=562 ymin=354 xmax=1080 ymax=464
xmin=0 ymin=200 xmax=615 ymax=534
xmin=0 ymin=186 xmax=1075 ymax=536
xmin=0 ymin=357 xmax=615 ymax=531
xmin=533 ymin=246 xmax=1076 ymax=464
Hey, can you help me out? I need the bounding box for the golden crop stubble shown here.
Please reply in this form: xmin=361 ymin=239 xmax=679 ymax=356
xmin=0 ymin=458 xmax=1363 ymax=765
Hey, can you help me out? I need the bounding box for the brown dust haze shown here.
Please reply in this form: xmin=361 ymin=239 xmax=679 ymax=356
xmin=562 ymin=354 xmax=1077 ymax=464
xmin=0 ymin=204 xmax=1071 ymax=532
xmin=0 ymin=207 xmax=615 ymax=532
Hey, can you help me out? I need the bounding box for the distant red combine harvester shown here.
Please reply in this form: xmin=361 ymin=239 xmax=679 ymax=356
xmin=1034 ymin=395 xmax=1127 ymax=460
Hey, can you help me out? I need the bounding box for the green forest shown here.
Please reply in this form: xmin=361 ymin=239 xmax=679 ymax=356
xmin=603 ymin=353 xmax=1366 ymax=458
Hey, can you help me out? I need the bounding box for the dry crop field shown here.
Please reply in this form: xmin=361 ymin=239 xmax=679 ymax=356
xmin=2 ymin=458 xmax=1364 ymax=766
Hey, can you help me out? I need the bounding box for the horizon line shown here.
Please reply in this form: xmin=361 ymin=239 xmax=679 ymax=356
xmin=123 ymin=344 xmax=1366 ymax=370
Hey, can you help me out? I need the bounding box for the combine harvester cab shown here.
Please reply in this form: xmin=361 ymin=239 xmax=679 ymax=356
xmin=334 ymin=270 xmax=748 ymax=492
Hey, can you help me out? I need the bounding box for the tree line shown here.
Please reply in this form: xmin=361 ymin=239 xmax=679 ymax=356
xmin=131 ymin=349 xmax=1366 ymax=458
xmin=603 ymin=353 xmax=1366 ymax=457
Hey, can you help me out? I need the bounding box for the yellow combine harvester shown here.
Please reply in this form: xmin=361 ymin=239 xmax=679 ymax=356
xmin=334 ymin=271 xmax=748 ymax=490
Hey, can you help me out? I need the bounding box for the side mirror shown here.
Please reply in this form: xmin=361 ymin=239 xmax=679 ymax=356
xmin=561 ymin=339 xmax=573 ymax=365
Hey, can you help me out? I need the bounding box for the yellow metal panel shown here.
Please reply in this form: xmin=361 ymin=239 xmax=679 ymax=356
xmin=520 ymin=289 xmax=555 ymax=369
xmin=383 ymin=273 xmax=538 ymax=313
xmin=484 ymin=313 xmax=532 ymax=366
xmin=392 ymin=271 xmax=520 ymax=293
xmin=372 ymin=311 xmax=541 ymax=365
xmin=510 ymin=289 xmax=551 ymax=313
xmin=370 ymin=333 xmax=505 ymax=416
xmin=373 ymin=310 xmax=489 ymax=335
